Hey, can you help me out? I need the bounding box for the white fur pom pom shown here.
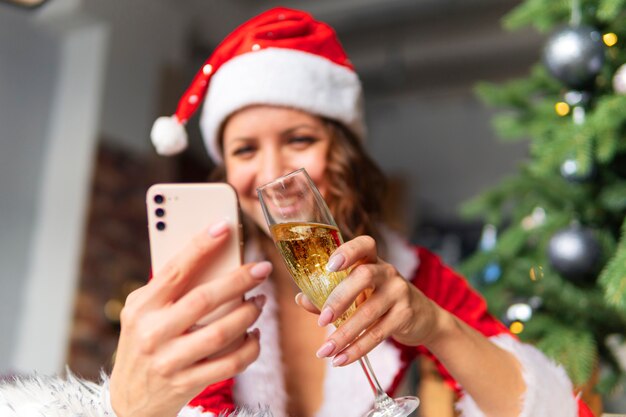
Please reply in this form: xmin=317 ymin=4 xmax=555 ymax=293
xmin=151 ymin=115 xmax=188 ymax=156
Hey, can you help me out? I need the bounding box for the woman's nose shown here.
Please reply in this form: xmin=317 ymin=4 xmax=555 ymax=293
xmin=257 ymin=151 xmax=286 ymax=186
xmin=258 ymin=154 xmax=283 ymax=184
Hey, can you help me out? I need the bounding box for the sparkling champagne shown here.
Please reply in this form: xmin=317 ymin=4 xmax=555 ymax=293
xmin=270 ymin=222 xmax=356 ymax=325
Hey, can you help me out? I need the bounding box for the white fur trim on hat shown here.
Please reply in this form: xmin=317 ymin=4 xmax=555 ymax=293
xmin=200 ymin=47 xmax=364 ymax=163
xmin=455 ymin=334 xmax=578 ymax=417
xmin=151 ymin=115 xmax=189 ymax=156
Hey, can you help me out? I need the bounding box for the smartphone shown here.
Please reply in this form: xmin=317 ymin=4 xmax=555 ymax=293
xmin=146 ymin=183 xmax=243 ymax=327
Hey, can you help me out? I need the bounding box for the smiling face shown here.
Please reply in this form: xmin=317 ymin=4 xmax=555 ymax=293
xmin=222 ymin=106 xmax=332 ymax=231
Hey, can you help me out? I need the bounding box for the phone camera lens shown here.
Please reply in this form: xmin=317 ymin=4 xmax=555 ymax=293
xmin=154 ymin=194 xmax=164 ymax=204
xmin=155 ymin=208 xmax=165 ymax=217
xmin=156 ymin=221 xmax=166 ymax=231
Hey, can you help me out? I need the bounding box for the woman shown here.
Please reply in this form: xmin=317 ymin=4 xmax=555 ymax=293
xmin=140 ymin=7 xmax=589 ymax=417
xmin=0 ymin=6 xmax=590 ymax=417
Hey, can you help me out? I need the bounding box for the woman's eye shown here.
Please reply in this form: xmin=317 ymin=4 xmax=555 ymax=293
xmin=232 ymin=145 xmax=256 ymax=157
xmin=288 ymin=136 xmax=316 ymax=146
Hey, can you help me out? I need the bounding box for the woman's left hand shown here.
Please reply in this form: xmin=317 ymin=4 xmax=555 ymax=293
xmin=296 ymin=235 xmax=445 ymax=367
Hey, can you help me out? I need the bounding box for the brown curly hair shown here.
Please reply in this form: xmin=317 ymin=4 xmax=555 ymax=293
xmin=210 ymin=117 xmax=388 ymax=253
xmin=321 ymin=120 xmax=387 ymax=245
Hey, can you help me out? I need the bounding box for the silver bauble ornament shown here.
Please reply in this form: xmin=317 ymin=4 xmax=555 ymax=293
xmin=613 ymin=63 xmax=626 ymax=94
xmin=547 ymin=224 xmax=602 ymax=283
xmin=543 ymin=25 xmax=605 ymax=90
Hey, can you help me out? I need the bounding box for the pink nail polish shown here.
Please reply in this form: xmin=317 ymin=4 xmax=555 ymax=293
xmin=326 ymin=253 xmax=345 ymax=272
xmin=332 ymin=353 xmax=348 ymax=367
xmin=318 ymin=307 xmax=334 ymax=327
xmin=250 ymin=261 xmax=273 ymax=279
xmin=209 ymin=220 xmax=229 ymax=237
xmin=316 ymin=341 xmax=336 ymax=358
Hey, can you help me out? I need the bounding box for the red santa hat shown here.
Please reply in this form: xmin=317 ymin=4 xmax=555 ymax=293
xmin=150 ymin=7 xmax=364 ymax=162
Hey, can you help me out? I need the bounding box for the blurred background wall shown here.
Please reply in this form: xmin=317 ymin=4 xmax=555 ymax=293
xmin=0 ymin=0 xmax=539 ymax=382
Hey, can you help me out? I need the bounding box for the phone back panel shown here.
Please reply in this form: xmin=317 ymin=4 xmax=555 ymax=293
xmin=146 ymin=183 xmax=242 ymax=285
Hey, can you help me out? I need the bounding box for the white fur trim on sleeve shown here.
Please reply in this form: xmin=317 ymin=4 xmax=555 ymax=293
xmin=99 ymin=375 xmax=117 ymax=416
xmin=179 ymin=405 xmax=273 ymax=417
xmin=455 ymin=334 xmax=578 ymax=417
xmin=0 ymin=371 xmax=274 ymax=417
xmin=0 ymin=371 xmax=114 ymax=417
xmin=101 ymin=378 xmax=218 ymax=417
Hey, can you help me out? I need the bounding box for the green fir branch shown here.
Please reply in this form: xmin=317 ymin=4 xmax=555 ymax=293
xmin=475 ymin=80 xmax=534 ymax=110
xmin=503 ymin=0 xmax=572 ymax=32
xmin=595 ymin=228 xmax=618 ymax=266
xmin=589 ymin=95 xmax=626 ymax=163
xmin=599 ymin=218 xmax=626 ymax=312
xmin=519 ymin=312 xmax=557 ymax=340
xmin=494 ymin=226 xmax=530 ymax=260
xmin=574 ymin=128 xmax=595 ymax=177
xmin=491 ymin=113 xmax=531 ymax=141
xmin=598 ymin=0 xmax=626 ymax=22
xmin=536 ymin=327 xmax=597 ymax=386
xmin=475 ymin=65 xmax=560 ymax=110
xmin=599 ymin=183 xmax=626 ymax=211
xmin=595 ymin=128 xmax=619 ymax=163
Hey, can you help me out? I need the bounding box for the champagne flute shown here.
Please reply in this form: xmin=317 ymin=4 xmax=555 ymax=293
xmin=257 ymin=168 xmax=419 ymax=417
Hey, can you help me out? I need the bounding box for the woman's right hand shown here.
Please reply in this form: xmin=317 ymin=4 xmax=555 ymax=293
xmin=109 ymin=221 xmax=272 ymax=417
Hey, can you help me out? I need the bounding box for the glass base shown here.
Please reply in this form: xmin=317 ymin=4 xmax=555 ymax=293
xmin=363 ymin=396 xmax=420 ymax=417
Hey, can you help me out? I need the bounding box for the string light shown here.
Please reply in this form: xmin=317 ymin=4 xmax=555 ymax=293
xmin=555 ymin=101 xmax=570 ymax=116
xmin=510 ymin=321 xmax=524 ymax=334
xmin=530 ymin=266 xmax=544 ymax=281
xmin=603 ymin=32 xmax=618 ymax=47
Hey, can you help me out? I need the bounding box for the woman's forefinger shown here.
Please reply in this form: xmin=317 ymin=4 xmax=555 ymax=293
xmin=326 ymin=235 xmax=378 ymax=273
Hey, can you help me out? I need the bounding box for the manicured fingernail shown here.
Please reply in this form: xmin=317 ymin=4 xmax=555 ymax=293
xmin=318 ymin=307 xmax=334 ymax=327
xmin=250 ymin=261 xmax=273 ymax=279
xmin=253 ymin=295 xmax=266 ymax=309
xmin=326 ymin=253 xmax=345 ymax=272
xmin=332 ymin=353 xmax=348 ymax=367
xmin=316 ymin=341 xmax=336 ymax=358
xmin=209 ymin=220 xmax=229 ymax=237
xmin=294 ymin=293 xmax=303 ymax=306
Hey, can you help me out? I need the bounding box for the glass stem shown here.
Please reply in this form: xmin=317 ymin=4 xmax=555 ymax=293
xmin=359 ymin=355 xmax=397 ymax=410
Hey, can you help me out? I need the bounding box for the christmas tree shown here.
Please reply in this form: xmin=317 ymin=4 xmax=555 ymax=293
xmin=460 ymin=0 xmax=626 ymax=395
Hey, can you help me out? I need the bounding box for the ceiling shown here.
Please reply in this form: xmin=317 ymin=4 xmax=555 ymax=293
xmin=171 ymin=0 xmax=540 ymax=95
